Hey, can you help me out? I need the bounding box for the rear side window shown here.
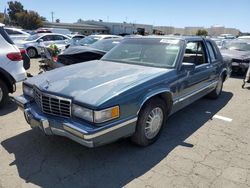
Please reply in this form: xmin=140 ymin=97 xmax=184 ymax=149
xmin=0 ymin=27 xmax=14 ymax=45
xmin=5 ymin=28 xmax=22 ymax=35
xmin=206 ymin=41 xmax=217 ymax=62
xmin=41 ymin=35 xmax=53 ymax=41
xmin=53 ymin=35 xmax=67 ymax=40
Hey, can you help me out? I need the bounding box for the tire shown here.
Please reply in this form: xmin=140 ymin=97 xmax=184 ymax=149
xmin=27 ymin=47 xmax=38 ymax=58
xmin=207 ymin=76 xmax=223 ymax=99
xmin=0 ymin=79 xmax=9 ymax=108
xmin=131 ymin=98 xmax=167 ymax=146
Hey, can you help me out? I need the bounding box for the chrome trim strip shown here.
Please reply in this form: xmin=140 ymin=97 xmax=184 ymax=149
xmin=63 ymin=117 xmax=138 ymax=140
xmin=173 ymin=81 xmax=218 ymax=105
xmin=33 ymin=86 xmax=72 ymax=118
xmin=50 ymin=127 xmax=94 ymax=148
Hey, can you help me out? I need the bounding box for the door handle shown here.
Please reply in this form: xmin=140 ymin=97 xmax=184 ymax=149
xmin=206 ymin=65 xmax=212 ymax=69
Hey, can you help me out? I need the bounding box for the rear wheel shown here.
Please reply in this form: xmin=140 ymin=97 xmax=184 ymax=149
xmin=27 ymin=47 xmax=38 ymax=58
xmin=131 ymin=98 xmax=167 ymax=146
xmin=0 ymin=79 xmax=9 ymax=107
xmin=207 ymin=76 xmax=223 ymax=99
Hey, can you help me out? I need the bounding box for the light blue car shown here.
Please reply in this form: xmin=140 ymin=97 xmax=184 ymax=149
xmin=15 ymin=36 xmax=230 ymax=147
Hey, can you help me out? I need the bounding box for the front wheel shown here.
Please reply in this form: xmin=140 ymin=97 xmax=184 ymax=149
xmin=207 ymin=76 xmax=223 ymax=99
xmin=0 ymin=79 xmax=9 ymax=108
xmin=27 ymin=47 xmax=38 ymax=58
xmin=131 ymin=98 xmax=167 ymax=146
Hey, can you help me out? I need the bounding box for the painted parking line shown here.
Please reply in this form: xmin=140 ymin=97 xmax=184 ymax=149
xmin=212 ymin=115 xmax=233 ymax=122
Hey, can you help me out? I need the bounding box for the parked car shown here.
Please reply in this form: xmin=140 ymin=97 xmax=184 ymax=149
xmin=211 ymin=38 xmax=229 ymax=49
xmin=36 ymin=28 xmax=71 ymax=35
xmin=58 ymin=38 xmax=123 ymax=66
xmin=238 ymin=36 xmax=250 ymax=40
xmin=4 ymin=27 xmax=30 ymax=42
xmin=75 ymin=34 xmax=122 ymax=46
xmin=0 ymin=23 xmax=26 ymax=107
xmin=15 ymin=36 xmax=230 ymax=147
xmin=66 ymin=34 xmax=85 ymax=46
xmin=220 ymin=40 xmax=250 ymax=74
xmin=18 ymin=33 xmax=70 ymax=58
xmin=218 ymin=34 xmax=236 ymax=39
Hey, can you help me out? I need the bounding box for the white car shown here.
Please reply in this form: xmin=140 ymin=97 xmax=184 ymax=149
xmin=4 ymin=27 xmax=30 ymax=42
xmin=238 ymin=36 xmax=250 ymax=40
xmin=0 ymin=23 xmax=26 ymax=107
xmin=76 ymin=35 xmax=122 ymax=46
xmin=17 ymin=33 xmax=70 ymax=58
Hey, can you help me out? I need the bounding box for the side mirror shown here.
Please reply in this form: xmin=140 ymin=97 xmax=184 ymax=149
xmin=181 ymin=62 xmax=195 ymax=72
xmin=37 ymin=39 xmax=44 ymax=43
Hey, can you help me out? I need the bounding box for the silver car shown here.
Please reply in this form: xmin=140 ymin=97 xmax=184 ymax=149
xmin=4 ymin=27 xmax=30 ymax=42
xmin=19 ymin=33 xmax=70 ymax=58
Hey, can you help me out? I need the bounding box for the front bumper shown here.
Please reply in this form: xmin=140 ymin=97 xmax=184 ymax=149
xmin=14 ymin=95 xmax=137 ymax=148
xmin=231 ymin=62 xmax=249 ymax=71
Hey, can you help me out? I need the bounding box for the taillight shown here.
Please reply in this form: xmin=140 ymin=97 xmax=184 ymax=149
xmin=7 ymin=52 xmax=23 ymax=61
xmin=20 ymin=49 xmax=27 ymax=55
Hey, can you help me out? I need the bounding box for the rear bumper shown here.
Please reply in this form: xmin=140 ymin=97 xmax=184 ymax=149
xmin=14 ymin=95 xmax=137 ymax=148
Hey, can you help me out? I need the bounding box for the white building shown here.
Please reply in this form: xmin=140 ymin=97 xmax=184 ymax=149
xmin=81 ymin=20 xmax=153 ymax=35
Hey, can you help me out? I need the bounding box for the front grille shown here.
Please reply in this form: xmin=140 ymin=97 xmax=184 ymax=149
xmin=34 ymin=87 xmax=71 ymax=118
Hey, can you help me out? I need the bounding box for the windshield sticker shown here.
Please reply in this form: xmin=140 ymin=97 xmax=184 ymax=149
xmin=160 ymin=39 xmax=179 ymax=44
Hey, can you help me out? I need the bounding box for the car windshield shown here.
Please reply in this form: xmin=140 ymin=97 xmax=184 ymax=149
xmin=102 ymin=38 xmax=182 ymax=68
xmin=89 ymin=39 xmax=121 ymax=52
xmin=77 ymin=36 xmax=102 ymax=46
xmin=224 ymin=41 xmax=250 ymax=51
xmin=26 ymin=34 xmax=40 ymax=41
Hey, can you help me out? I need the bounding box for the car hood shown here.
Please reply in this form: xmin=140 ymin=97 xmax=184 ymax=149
xmin=58 ymin=46 xmax=105 ymax=65
xmin=220 ymin=49 xmax=250 ymax=60
xmin=26 ymin=60 xmax=169 ymax=107
xmin=62 ymin=46 xmax=106 ymax=55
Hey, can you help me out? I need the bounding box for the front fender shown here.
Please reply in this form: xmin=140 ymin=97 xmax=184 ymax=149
xmin=137 ymin=88 xmax=173 ymax=115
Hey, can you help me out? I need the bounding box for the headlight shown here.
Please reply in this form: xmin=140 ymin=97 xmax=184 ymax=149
xmin=72 ymin=104 xmax=93 ymax=122
xmin=94 ymin=106 xmax=120 ymax=123
xmin=23 ymin=84 xmax=34 ymax=97
xmin=72 ymin=104 xmax=120 ymax=124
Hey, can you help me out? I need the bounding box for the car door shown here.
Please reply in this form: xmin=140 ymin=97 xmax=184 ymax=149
xmin=174 ymin=39 xmax=214 ymax=110
xmin=40 ymin=35 xmax=54 ymax=46
xmin=53 ymin=35 xmax=68 ymax=45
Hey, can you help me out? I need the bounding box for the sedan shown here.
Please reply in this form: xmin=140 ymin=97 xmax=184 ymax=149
xmin=17 ymin=33 xmax=70 ymax=58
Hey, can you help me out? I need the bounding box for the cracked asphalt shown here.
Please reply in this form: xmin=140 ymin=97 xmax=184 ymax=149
xmin=0 ymin=59 xmax=250 ymax=188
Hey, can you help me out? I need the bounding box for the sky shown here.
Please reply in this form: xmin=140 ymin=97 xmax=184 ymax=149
xmin=0 ymin=0 xmax=249 ymax=32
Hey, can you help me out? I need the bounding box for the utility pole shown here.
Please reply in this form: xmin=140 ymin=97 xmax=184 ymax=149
xmin=51 ymin=11 xmax=54 ymax=22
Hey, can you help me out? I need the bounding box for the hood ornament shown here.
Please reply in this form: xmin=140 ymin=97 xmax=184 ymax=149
xmin=43 ymin=79 xmax=51 ymax=90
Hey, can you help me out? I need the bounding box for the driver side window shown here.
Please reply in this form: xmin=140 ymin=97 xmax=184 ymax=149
xmin=183 ymin=41 xmax=207 ymax=66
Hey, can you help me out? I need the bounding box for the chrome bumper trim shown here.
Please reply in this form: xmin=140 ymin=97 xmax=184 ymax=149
xmin=63 ymin=118 xmax=138 ymax=140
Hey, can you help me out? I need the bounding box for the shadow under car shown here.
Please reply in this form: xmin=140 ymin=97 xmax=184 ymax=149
xmin=1 ymin=91 xmax=233 ymax=188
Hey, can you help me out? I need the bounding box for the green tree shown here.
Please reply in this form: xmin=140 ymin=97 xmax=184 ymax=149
xmin=196 ymin=29 xmax=208 ymax=36
xmin=7 ymin=1 xmax=24 ymax=22
xmin=40 ymin=16 xmax=47 ymax=22
xmin=0 ymin=13 xmax=4 ymax=23
xmin=15 ymin=11 xmax=43 ymax=30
